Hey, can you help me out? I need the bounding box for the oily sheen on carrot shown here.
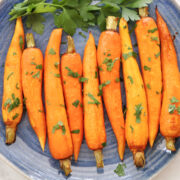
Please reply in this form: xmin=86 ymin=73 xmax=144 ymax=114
xmin=156 ymin=9 xmax=180 ymax=151
xmin=61 ymin=36 xmax=83 ymax=161
xmin=83 ymin=33 xmax=106 ymax=168
xmin=2 ymin=18 xmax=24 ymax=144
xmin=21 ymin=33 xmax=46 ymax=151
xmin=44 ymin=29 xmax=73 ymax=176
xmin=119 ymin=18 xmax=148 ymax=167
xmin=97 ymin=16 xmax=125 ymax=160
xmin=135 ymin=8 xmax=162 ymax=147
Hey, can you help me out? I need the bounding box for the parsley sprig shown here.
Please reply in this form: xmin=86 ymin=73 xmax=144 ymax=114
xmin=9 ymin=0 xmax=153 ymax=35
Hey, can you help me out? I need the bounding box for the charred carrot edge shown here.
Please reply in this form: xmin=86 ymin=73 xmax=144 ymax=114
xmin=2 ymin=17 xmax=24 ymax=144
xmin=44 ymin=29 xmax=73 ymax=175
xmin=83 ymin=32 xmax=106 ymax=168
xmin=97 ymin=16 xmax=125 ymax=160
xmin=135 ymin=7 xmax=162 ymax=147
xmin=156 ymin=9 xmax=180 ymax=151
xmin=119 ymin=18 xmax=148 ymax=167
xmin=61 ymin=36 xmax=83 ymax=161
xmin=21 ymin=33 xmax=46 ymax=151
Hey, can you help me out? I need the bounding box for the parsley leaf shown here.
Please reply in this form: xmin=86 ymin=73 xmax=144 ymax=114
xmin=12 ymin=113 xmax=19 ymax=120
xmin=122 ymin=51 xmax=137 ymax=60
xmin=65 ymin=67 xmax=80 ymax=78
xmin=170 ymin=97 xmax=179 ymax=103
xmin=102 ymin=142 xmax=106 ymax=147
xmin=7 ymin=72 xmax=14 ymax=80
xmin=114 ymin=163 xmax=126 ymax=177
xmin=134 ymin=104 xmax=143 ymax=123
xmin=71 ymin=129 xmax=80 ymax=134
xmin=32 ymin=71 xmax=40 ymax=79
xmin=52 ymin=121 xmax=66 ymax=135
xmin=79 ymin=77 xmax=88 ymax=83
xmin=127 ymin=76 xmax=133 ymax=84
xmin=88 ymin=93 xmax=100 ymax=106
xmin=48 ymin=48 xmax=56 ymax=55
xmin=72 ymin=100 xmax=80 ymax=108
xmin=144 ymin=65 xmax=151 ymax=71
xmin=168 ymin=104 xmax=176 ymax=114
xmin=148 ymin=28 xmax=158 ymax=33
xmin=98 ymin=80 xmax=111 ymax=96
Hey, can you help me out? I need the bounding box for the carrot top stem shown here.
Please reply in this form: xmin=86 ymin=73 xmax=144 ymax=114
xmin=106 ymin=16 xmax=118 ymax=31
xmin=133 ymin=151 xmax=145 ymax=167
xmin=26 ymin=33 xmax=35 ymax=48
xmin=67 ymin=35 xmax=75 ymax=53
xmin=166 ymin=137 xmax=176 ymax=151
xmin=94 ymin=149 xmax=104 ymax=168
xmin=139 ymin=7 xmax=149 ymax=18
xmin=59 ymin=158 xmax=72 ymax=176
xmin=6 ymin=126 xmax=16 ymax=144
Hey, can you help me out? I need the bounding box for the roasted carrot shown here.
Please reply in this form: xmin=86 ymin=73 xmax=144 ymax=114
xmin=21 ymin=33 xmax=46 ymax=151
xmin=135 ymin=7 xmax=162 ymax=147
xmin=44 ymin=29 xmax=73 ymax=176
xmin=83 ymin=32 xmax=106 ymax=168
xmin=61 ymin=36 xmax=83 ymax=161
xmin=97 ymin=16 xmax=125 ymax=160
xmin=2 ymin=18 xmax=24 ymax=144
xmin=119 ymin=18 xmax=148 ymax=167
xmin=156 ymin=9 xmax=180 ymax=151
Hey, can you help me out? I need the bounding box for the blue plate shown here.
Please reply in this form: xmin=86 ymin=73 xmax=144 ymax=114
xmin=0 ymin=0 xmax=180 ymax=179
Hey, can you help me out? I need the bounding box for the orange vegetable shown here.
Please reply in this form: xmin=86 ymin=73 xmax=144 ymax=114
xmin=2 ymin=18 xmax=24 ymax=144
xmin=61 ymin=36 xmax=83 ymax=161
xmin=135 ymin=8 xmax=162 ymax=147
xmin=21 ymin=33 xmax=46 ymax=151
xmin=83 ymin=32 xmax=106 ymax=168
xmin=156 ymin=9 xmax=180 ymax=151
xmin=44 ymin=29 xmax=73 ymax=176
xmin=97 ymin=16 xmax=125 ymax=160
xmin=119 ymin=18 xmax=148 ymax=167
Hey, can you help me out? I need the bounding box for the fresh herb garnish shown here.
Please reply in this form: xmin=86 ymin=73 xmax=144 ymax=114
xmin=168 ymin=97 xmax=180 ymax=114
xmin=48 ymin=48 xmax=56 ymax=55
xmin=5 ymin=94 xmax=20 ymax=113
xmin=103 ymin=57 xmax=119 ymax=71
xmin=98 ymin=66 xmax=103 ymax=71
xmin=30 ymin=71 xmax=34 ymax=75
xmin=79 ymin=77 xmax=88 ymax=83
xmin=102 ymin=142 xmax=106 ymax=147
xmin=54 ymin=73 xmax=60 ymax=78
xmin=151 ymin=36 xmax=159 ymax=42
xmin=177 ymin=106 xmax=180 ymax=115
xmin=155 ymin=52 xmax=160 ymax=58
xmin=19 ymin=36 xmax=23 ymax=50
xmin=71 ymin=129 xmax=80 ymax=134
xmin=12 ymin=113 xmax=19 ymax=120
xmin=170 ymin=97 xmax=179 ymax=103
xmin=31 ymin=62 xmax=36 ymax=65
xmin=95 ymin=71 xmax=98 ymax=78
xmin=134 ymin=104 xmax=143 ymax=123
xmin=7 ymin=72 xmax=14 ymax=80
xmin=4 ymin=99 xmax=11 ymax=108
xmin=130 ymin=125 xmax=134 ymax=133
xmin=36 ymin=64 xmax=42 ymax=70
xmin=88 ymin=93 xmax=100 ymax=106
xmin=38 ymin=109 xmax=43 ymax=112
xmin=16 ymin=83 xmax=19 ymax=90
xmin=148 ymin=28 xmax=158 ymax=33
xmin=114 ymin=163 xmax=126 ymax=177
xmin=144 ymin=65 xmax=151 ymax=71
xmin=54 ymin=62 xmax=59 ymax=69
xmin=72 ymin=100 xmax=80 ymax=108
xmin=148 ymin=57 xmax=151 ymax=61
xmin=52 ymin=121 xmax=66 ymax=135
xmin=146 ymin=83 xmax=151 ymax=89
xmin=9 ymin=0 xmax=153 ymax=35
xmin=13 ymin=52 xmax=17 ymax=56
xmin=115 ymin=78 xmax=120 ymax=83
xmin=122 ymin=51 xmax=137 ymax=60
xmin=98 ymin=80 xmax=111 ymax=96
xmin=32 ymin=71 xmax=40 ymax=78
xmin=168 ymin=104 xmax=176 ymax=114
xmin=127 ymin=76 xmax=133 ymax=84
xmin=65 ymin=67 xmax=80 ymax=78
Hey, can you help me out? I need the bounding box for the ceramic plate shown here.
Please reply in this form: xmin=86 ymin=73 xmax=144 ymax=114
xmin=0 ymin=0 xmax=180 ymax=179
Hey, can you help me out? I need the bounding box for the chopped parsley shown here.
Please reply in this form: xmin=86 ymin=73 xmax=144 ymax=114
xmin=122 ymin=51 xmax=137 ymax=60
xmin=71 ymin=129 xmax=80 ymax=134
xmin=95 ymin=71 xmax=98 ymax=78
xmin=79 ymin=77 xmax=88 ymax=83
xmin=54 ymin=62 xmax=59 ymax=69
xmin=170 ymin=97 xmax=179 ymax=103
xmin=114 ymin=163 xmax=126 ymax=177
xmin=38 ymin=109 xmax=43 ymax=112
xmin=88 ymin=93 xmax=100 ymax=106
xmin=98 ymin=66 xmax=103 ymax=71
xmin=134 ymin=104 xmax=143 ymax=123
xmin=48 ymin=48 xmax=56 ymax=55
xmin=144 ymin=66 xmax=151 ymax=71
xmin=151 ymin=36 xmax=159 ymax=42
xmin=72 ymin=100 xmax=80 ymax=108
xmin=7 ymin=72 xmax=14 ymax=80
xmin=12 ymin=113 xmax=19 ymax=120
xmin=65 ymin=67 xmax=80 ymax=78
xmin=127 ymin=76 xmax=133 ymax=84
xmin=98 ymin=80 xmax=111 ymax=96
xmin=130 ymin=125 xmax=134 ymax=133
xmin=103 ymin=57 xmax=119 ymax=71
xmin=146 ymin=83 xmax=151 ymax=89
xmin=52 ymin=121 xmax=66 ymax=135
xmin=54 ymin=73 xmax=60 ymax=78
xmin=4 ymin=99 xmax=11 ymax=108
xmin=36 ymin=64 xmax=42 ymax=70
xmin=115 ymin=78 xmax=120 ymax=83
xmin=31 ymin=62 xmax=36 ymax=65
xmin=30 ymin=71 xmax=34 ymax=75
xmin=13 ymin=52 xmax=17 ymax=56
xmin=168 ymin=97 xmax=180 ymax=114
xmin=155 ymin=52 xmax=160 ymax=58
xmin=148 ymin=57 xmax=151 ymax=61
xmin=32 ymin=71 xmax=40 ymax=78
xmin=102 ymin=142 xmax=106 ymax=147
xmin=16 ymin=83 xmax=19 ymax=90
xmin=148 ymin=28 xmax=158 ymax=33
xmin=168 ymin=104 xmax=176 ymax=114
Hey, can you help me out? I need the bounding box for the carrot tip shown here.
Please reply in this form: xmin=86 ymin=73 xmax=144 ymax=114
xmin=5 ymin=126 xmax=16 ymax=145
xmin=59 ymin=158 xmax=72 ymax=176
xmin=38 ymin=137 xmax=45 ymax=152
xmin=133 ymin=151 xmax=145 ymax=168
xmin=94 ymin=149 xmax=104 ymax=168
xmin=166 ymin=137 xmax=176 ymax=151
xmin=149 ymin=139 xmax=155 ymax=148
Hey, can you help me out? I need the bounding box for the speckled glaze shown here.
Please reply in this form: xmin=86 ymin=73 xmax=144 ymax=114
xmin=0 ymin=0 xmax=180 ymax=180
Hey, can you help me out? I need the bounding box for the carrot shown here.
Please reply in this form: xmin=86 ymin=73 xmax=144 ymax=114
xmin=44 ymin=29 xmax=73 ymax=176
xmin=97 ymin=16 xmax=125 ymax=160
xmin=156 ymin=9 xmax=180 ymax=151
xmin=2 ymin=18 xmax=24 ymax=144
xmin=21 ymin=33 xmax=46 ymax=151
xmin=61 ymin=36 xmax=83 ymax=161
xmin=135 ymin=7 xmax=162 ymax=147
xmin=83 ymin=32 xmax=106 ymax=168
xmin=119 ymin=18 xmax=148 ymax=167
